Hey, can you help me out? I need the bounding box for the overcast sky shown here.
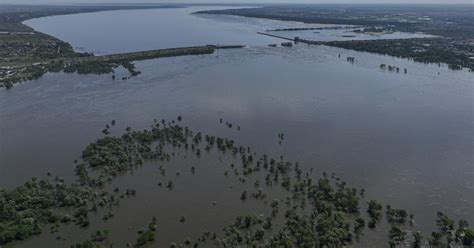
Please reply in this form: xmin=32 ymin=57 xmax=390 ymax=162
xmin=1 ymin=0 xmax=471 ymax=4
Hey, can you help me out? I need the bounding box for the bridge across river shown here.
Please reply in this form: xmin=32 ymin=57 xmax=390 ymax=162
xmin=257 ymin=32 xmax=325 ymax=45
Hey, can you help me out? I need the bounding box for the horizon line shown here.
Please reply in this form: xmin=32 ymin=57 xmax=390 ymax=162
xmin=1 ymin=2 xmax=472 ymax=5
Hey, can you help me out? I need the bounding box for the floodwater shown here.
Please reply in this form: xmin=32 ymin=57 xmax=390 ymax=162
xmin=1 ymin=5 xmax=473 ymax=247
xmin=267 ymin=28 xmax=431 ymax=42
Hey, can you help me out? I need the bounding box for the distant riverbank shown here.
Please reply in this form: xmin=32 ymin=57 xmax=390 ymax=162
xmin=195 ymin=5 xmax=474 ymax=71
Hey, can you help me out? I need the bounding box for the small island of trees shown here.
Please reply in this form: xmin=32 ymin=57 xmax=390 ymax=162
xmin=0 ymin=117 xmax=472 ymax=247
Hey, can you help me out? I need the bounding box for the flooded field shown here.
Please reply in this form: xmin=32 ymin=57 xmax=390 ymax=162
xmin=1 ymin=5 xmax=473 ymax=247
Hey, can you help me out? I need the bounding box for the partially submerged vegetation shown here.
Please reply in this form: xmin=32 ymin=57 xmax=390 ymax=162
xmin=134 ymin=217 xmax=157 ymax=247
xmin=325 ymin=38 xmax=473 ymax=70
xmin=267 ymin=26 xmax=353 ymax=32
xmin=0 ymin=43 xmax=216 ymax=89
xmin=197 ymin=5 xmax=474 ymax=70
xmin=0 ymin=4 xmax=472 ymax=247
xmin=0 ymin=5 xmax=220 ymax=89
xmin=1 ymin=116 xmax=472 ymax=247
xmin=0 ymin=5 xmax=147 ymax=87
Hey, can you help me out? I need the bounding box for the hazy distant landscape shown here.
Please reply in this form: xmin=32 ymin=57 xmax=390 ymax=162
xmin=0 ymin=3 xmax=473 ymax=248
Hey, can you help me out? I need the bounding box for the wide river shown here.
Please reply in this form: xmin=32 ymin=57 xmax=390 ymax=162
xmin=1 ymin=5 xmax=473 ymax=247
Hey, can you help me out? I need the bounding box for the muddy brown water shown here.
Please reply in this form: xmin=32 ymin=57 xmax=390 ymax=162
xmin=1 ymin=5 xmax=473 ymax=247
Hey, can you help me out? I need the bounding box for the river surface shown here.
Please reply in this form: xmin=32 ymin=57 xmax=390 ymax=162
xmin=23 ymin=6 xmax=428 ymax=55
xmin=1 ymin=5 xmax=473 ymax=247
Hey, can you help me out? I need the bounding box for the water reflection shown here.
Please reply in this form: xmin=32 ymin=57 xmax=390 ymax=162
xmin=1 ymin=5 xmax=472 ymax=247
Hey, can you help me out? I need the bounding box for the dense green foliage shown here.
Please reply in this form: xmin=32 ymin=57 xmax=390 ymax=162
xmin=134 ymin=217 xmax=157 ymax=247
xmin=0 ymin=177 xmax=94 ymax=244
xmin=1 ymin=117 xmax=472 ymax=247
xmin=64 ymin=61 xmax=114 ymax=75
xmin=199 ymin=5 xmax=474 ymax=71
xmin=326 ymin=38 xmax=474 ymax=70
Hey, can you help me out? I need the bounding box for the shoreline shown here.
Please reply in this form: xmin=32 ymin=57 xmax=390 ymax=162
xmin=194 ymin=6 xmax=474 ymax=71
xmin=0 ymin=5 xmax=247 ymax=89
